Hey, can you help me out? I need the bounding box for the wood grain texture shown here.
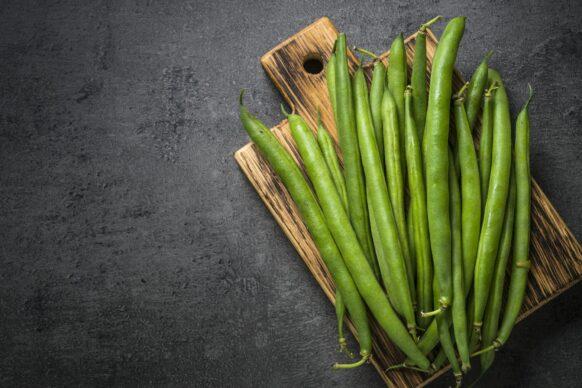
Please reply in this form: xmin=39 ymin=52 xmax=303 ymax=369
xmin=235 ymin=17 xmax=582 ymax=387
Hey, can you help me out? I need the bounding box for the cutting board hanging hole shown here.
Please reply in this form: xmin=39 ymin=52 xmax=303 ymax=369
xmin=303 ymin=54 xmax=324 ymax=75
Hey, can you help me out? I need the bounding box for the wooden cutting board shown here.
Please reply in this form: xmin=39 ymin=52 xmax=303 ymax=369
xmin=234 ymin=17 xmax=582 ymax=387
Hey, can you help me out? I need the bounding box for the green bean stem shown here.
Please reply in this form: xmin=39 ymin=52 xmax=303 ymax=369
xmin=382 ymin=86 xmax=417 ymax=312
xmin=480 ymin=166 xmax=516 ymax=372
xmin=494 ymin=84 xmax=533 ymax=347
xmin=472 ymin=69 xmax=513 ymax=340
xmin=404 ymin=86 xmax=433 ymax=329
xmin=448 ymin=148 xmax=470 ymax=372
xmin=354 ymin=69 xmax=417 ymax=337
xmin=412 ymin=16 xmax=443 ymax=140
xmin=285 ymin=109 xmax=430 ymax=369
xmin=424 ymin=16 xmax=466 ymax=311
xmin=465 ymin=51 xmax=493 ymax=130
xmin=334 ymin=34 xmax=378 ymax=277
xmin=479 ymin=82 xmax=498 ymax=208
xmin=239 ymin=93 xmax=371 ymax=367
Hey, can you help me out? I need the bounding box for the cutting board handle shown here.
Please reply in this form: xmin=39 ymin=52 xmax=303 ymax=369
xmin=261 ymin=17 xmax=356 ymax=138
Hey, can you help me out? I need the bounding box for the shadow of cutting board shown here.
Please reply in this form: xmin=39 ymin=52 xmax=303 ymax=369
xmin=234 ymin=17 xmax=582 ymax=387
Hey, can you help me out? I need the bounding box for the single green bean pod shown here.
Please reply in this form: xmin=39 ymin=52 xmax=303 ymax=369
xmin=285 ymin=108 xmax=430 ymax=369
xmin=326 ymin=54 xmax=338 ymax=127
xmin=453 ymin=83 xmax=482 ymax=292
xmin=424 ymin=16 xmax=466 ymax=312
xmin=334 ymin=34 xmax=378 ymax=277
xmin=239 ymin=93 xmax=371 ymax=367
xmin=353 ymin=68 xmax=417 ymax=338
xmin=316 ymin=115 xmax=351 ymax=355
xmin=465 ymin=51 xmax=493 ymax=130
xmin=387 ymin=33 xmax=408 ymax=172
xmin=472 ymin=69 xmax=512 ymax=340
xmin=480 ymin=166 xmax=516 ymax=372
xmin=382 ymin=86 xmax=416 ymax=312
xmin=370 ymin=59 xmax=387 ymax=161
xmin=411 ymin=16 xmax=443 ymax=140
xmin=404 ymin=86 xmax=433 ymax=329
xmin=494 ymin=85 xmax=533 ymax=347
xmin=479 ymin=82 xmax=498 ymax=208
xmin=448 ymin=145 xmax=470 ymax=372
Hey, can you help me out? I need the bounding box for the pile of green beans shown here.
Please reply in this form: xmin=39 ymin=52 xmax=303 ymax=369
xmin=239 ymin=15 xmax=534 ymax=386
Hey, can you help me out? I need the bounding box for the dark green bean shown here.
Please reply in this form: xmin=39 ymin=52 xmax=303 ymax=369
xmin=494 ymin=85 xmax=533 ymax=347
xmin=285 ymin=108 xmax=430 ymax=368
xmin=404 ymin=86 xmax=433 ymax=329
xmin=472 ymin=69 xmax=512 ymax=340
xmin=334 ymin=34 xmax=378 ymax=276
xmin=239 ymin=93 xmax=371 ymax=367
xmin=479 ymin=82 xmax=498 ymax=208
xmin=411 ymin=16 xmax=442 ymax=140
xmin=382 ymin=87 xmax=416 ymax=311
xmin=453 ymin=84 xmax=482 ymax=292
xmin=448 ymin=146 xmax=470 ymax=372
xmin=354 ymin=68 xmax=417 ymax=337
xmin=423 ymin=16 xmax=466 ymax=313
xmin=480 ymin=166 xmax=516 ymax=372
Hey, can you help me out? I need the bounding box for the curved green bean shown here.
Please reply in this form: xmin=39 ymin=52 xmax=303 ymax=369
xmin=465 ymin=51 xmax=493 ymax=130
xmin=472 ymin=69 xmax=512 ymax=340
xmin=239 ymin=93 xmax=371 ymax=367
xmin=285 ymin=109 xmax=430 ymax=368
xmin=494 ymin=85 xmax=533 ymax=347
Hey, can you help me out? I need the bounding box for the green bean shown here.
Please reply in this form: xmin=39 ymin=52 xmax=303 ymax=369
xmin=404 ymin=86 xmax=433 ymax=329
xmin=453 ymin=84 xmax=482 ymax=292
xmin=334 ymin=34 xmax=378 ymax=277
xmin=382 ymin=87 xmax=417 ymax=311
xmin=480 ymin=166 xmax=516 ymax=372
xmin=369 ymin=59 xmax=387 ymax=161
xmin=239 ymin=93 xmax=371 ymax=367
xmin=387 ymin=33 xmax=408 ymax=172
xmin=435 ymin=283 xmax=463 ymax=387
xmin=411 ymin=16 xmax=443 ymax=140
xmin=448 ymin=147 xmax=470 ymax=372
xmin=494 ymin=84 xmax=533 ymax=347
xmin=326 ymin=54 xmax=338 ymax=126
xmin=317 ymin=117 xmax=348 ymax=208
xmin=479 ymin=82 xmax=498 ymax=208
xmin=472 ymin=69 xmax=512 ymax=340
xmin=285 ymin=108 xmax=430 ymax=369
xmin=431 ymin=347 xmax=447 ymax=372
xmin=465 ymin=51 xmax=493 ymax=130
xmin=316 ymin=115 xmax=351 ymax=355
xmin=354 ymin=68 xmax=417 ymax=337
xmin=423 ymin=16 xmax=466 ymax=313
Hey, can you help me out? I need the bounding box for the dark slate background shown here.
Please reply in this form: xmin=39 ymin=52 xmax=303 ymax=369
xmin=0 ymin=0 xmax=580 ymax=387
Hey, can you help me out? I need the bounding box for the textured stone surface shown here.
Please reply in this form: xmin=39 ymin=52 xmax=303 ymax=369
xmin=0 ymin=1 xmax=580 ymax=387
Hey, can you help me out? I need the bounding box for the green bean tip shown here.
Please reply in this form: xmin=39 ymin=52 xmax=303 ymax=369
xmin=239 ymin=89 xmax=245 ymax=106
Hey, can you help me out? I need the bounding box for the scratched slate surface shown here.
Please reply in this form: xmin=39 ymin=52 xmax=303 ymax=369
xmin=0 ymin=1 xmax=580 ymax=387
